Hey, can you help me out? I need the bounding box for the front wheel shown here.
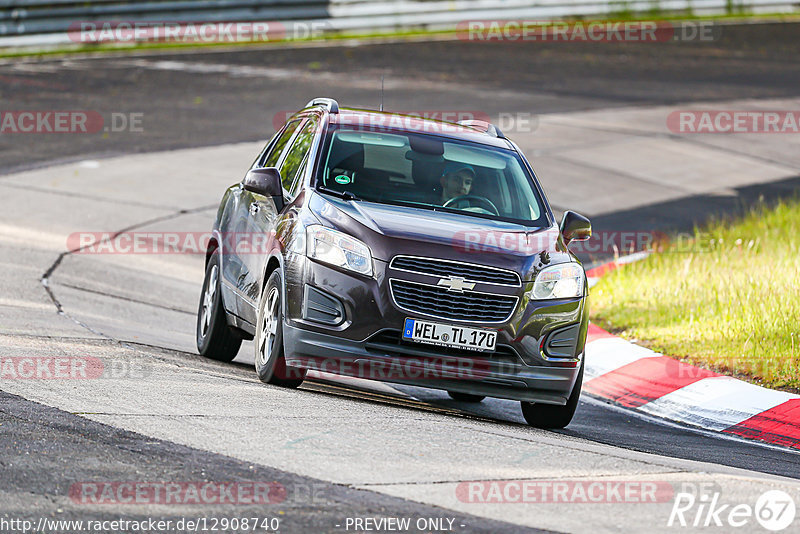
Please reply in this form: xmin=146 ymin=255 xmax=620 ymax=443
xmin=521 ymin=364 xmax=583 ymax=429
xmin=254 ymin=270 xmax=306 ymax=388
xmin=197 ymin=249 xmax=242 ymax=362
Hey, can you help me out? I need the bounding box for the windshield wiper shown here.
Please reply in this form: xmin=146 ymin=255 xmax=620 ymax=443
xmin=376 ymin=198 xmax=494 ymax=221
xmin=316 ymin=190 xmax=503 ymax=223
xmin=376 ymin=198 xmax=440 ymax=212
xmin=318 ymin=187 xmax=362 ymax=202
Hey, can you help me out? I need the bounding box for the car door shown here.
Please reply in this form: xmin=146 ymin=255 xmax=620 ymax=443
xmin=225 ymin=118 xmax=303 ymax=322
xmin=239 ymin=115 xmax=321 ymax=324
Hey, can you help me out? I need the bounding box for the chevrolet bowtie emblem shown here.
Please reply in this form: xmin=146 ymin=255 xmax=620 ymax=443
xmin=437 ymin=276 xmax=476 ymax=292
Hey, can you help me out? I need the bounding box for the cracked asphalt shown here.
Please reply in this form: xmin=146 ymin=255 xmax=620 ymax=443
xmin=1 ymin=22 xmax=800 ymax=534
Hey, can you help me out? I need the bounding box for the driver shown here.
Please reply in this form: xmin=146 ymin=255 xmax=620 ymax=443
xmin=438 ymin=162 xmax=475 ymax=204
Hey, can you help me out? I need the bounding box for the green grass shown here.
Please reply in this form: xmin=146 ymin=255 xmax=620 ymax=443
xmin=0 ymin=27 xmax=458 ymax=60
xmin=591 ymin=198 xmax=800 ymax=392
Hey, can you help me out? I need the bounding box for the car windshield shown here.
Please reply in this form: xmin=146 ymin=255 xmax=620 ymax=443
xmin=315 ymin=128 xmax=549 ymax=226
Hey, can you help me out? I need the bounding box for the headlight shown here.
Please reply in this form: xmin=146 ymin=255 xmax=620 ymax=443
xmin=306 ymin=225 xmax=373 ymax=276
xmin=530 ymin=263 xmax=584 ymax=300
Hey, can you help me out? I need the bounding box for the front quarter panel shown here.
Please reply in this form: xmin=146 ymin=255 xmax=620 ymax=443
xmin=211 ymin=183 xmax=244 ymax=316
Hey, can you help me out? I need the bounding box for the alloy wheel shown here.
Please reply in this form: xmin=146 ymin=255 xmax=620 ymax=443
xmin=199 ymin=264 xmax=218 ymax=340
xmin=259 ymin=287 xmax=280 ymax=365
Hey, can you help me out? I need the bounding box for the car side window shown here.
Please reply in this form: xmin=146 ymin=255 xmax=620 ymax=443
xmin=251 ymin=132 xmax=278 ymax=169
xmin=278 ymin=116 xmax=319 ymax=192
xmin=261 ymin=119 xmax=302 ymax=168
xmin=286 ymin=153 xmax=309 ymax=198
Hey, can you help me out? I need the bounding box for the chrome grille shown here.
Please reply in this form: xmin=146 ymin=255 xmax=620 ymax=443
xmin=390 ymin=255 xmax=521 ymax=286
xmin=390 ymin=279 xmax=518 ymax=323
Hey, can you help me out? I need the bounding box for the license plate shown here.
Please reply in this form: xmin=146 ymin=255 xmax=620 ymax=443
xmin=402 ymin=318 xmax=497 ymax=352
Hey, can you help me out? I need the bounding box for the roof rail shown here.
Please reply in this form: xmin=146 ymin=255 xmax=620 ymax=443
xmin=305 ymin=97 xmax=339 ymax=114
xmin=457 ymin=119 xmax=505 ymax=139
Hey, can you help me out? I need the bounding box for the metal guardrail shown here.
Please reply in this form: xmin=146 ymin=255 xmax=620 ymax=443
xmin=0 ymin=1 xmax=331 ymax=35
xmin=326 ymin=0 xmax=799 ymax=31
xmin=0 ymin=0 xmax=798 ymax=40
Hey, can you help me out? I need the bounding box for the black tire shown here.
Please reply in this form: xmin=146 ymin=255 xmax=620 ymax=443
xmin=254 ymin=270 xmax=306 ymax=388
xmin=197 ymin=249 xmax=242 ymax=362
xmin=521 ymin=364 xmax=583 ymax=429
xmin=448 ymin=391 xmax=486 ymax=403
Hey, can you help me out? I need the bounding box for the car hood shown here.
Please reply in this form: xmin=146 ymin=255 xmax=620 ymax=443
xmin=309 ymin=192 xmax=572 ymax=278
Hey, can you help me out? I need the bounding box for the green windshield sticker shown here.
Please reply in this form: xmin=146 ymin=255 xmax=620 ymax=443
xmin=334 ymin=174 xmax=351 ymax=185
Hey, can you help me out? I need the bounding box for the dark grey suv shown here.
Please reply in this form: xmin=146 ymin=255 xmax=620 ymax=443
xmin=196 ymin=98 xmax=592 ymax=428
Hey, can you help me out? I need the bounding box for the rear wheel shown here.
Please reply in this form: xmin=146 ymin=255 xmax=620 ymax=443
xmin=521 ymin=364 xmax=583 ymax=429
xmin=196 ymin=250 xmax=242 ymax=361
xmin=448 ymin=391 xmax=486 ymax=403
xmin=254 ymin=270 xmax=306 ymax=388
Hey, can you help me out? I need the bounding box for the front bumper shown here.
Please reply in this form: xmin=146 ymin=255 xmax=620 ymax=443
xmin=283 ymin=253 xmax=588 ymax=403
xmin=284 ymin=324 xmax=582 ymax=404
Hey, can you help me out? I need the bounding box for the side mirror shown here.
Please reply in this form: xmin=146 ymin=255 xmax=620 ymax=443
xmin=560 ymin=210 xmax=592 ymax=245
xmin=243 ymin=167 xmax=284 ymax=210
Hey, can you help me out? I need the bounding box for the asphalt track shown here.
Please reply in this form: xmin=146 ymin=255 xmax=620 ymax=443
xmin=2 ymin=22 xmax=800 ymax=533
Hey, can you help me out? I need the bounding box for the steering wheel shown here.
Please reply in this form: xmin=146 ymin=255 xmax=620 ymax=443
xmin=443 ymin=195 xmax=500 ymax=216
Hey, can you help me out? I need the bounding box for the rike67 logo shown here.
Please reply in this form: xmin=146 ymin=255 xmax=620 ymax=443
xmin=668 ymin=483 xmax=796 ymax=531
